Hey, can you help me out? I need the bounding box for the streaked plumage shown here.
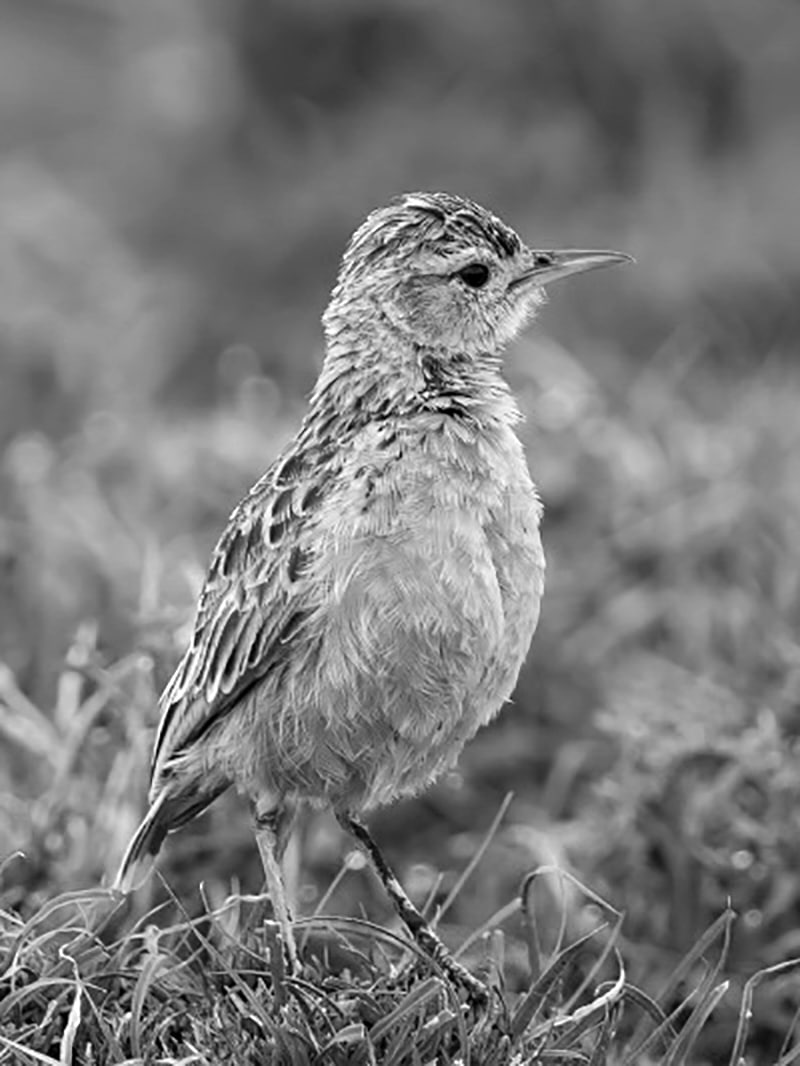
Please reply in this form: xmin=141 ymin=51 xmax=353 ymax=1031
xmin=116 ymin=191 xmax=629 ymax=995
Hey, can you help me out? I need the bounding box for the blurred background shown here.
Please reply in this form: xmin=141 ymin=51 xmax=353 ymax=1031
xmin=1 ymin=0 xmax=800 ymax=1056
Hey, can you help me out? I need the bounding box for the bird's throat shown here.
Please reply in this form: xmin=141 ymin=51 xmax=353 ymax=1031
xmin=316 ymin=313 xmax=520 ymax=433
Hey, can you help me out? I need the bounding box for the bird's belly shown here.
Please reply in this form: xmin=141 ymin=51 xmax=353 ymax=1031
xmin=231 ymin=501 xmax=544 ymax=811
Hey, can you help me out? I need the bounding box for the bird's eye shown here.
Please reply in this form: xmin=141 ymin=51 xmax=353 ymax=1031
xmin=456 ymin=263 xmax=490 ymax=289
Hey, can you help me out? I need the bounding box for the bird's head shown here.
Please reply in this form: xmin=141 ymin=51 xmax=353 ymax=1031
xmin=324 ymin=191 xmax=631 ymax=360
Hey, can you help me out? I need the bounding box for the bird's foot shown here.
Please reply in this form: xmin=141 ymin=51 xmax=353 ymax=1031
xmin=264 ymin=918 xmax=301 ymax=978
xmin=418 ymin=928 xmax=490 ymax=1007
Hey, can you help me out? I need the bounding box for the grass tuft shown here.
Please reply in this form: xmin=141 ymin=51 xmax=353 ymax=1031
xmin=0 ymin=868 xmax=792 ymax=1064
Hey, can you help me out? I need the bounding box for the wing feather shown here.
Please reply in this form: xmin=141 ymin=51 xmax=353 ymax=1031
xmin=149 ymin=441 xmax=328 ymax=792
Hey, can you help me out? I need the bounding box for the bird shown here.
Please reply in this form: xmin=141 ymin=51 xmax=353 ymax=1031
xmin=115 ymin=190 xmax=630 ymax=1000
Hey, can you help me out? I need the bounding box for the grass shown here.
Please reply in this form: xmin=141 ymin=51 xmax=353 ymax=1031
xmin=5 ymin=851 xmax=797 ymax=1064
xmin=4 ymin=852 xmax=800 ymax=1064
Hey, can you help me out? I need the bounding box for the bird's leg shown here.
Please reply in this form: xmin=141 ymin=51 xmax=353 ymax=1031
xmin=251 ymin=802 xmax=299 ymax=973
xmin=338 ymin=811 xmax=489 ymax=1004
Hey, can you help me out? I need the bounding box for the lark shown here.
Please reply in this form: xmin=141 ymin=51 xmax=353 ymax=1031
xmin=116 ymin=191 xmax=630 ymax=1000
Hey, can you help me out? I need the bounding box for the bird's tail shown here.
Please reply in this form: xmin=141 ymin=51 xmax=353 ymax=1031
xmin=114 ymin=783 xmax=227 ymax=893
xmin=114 ymin=790 xmax=171 ymax=894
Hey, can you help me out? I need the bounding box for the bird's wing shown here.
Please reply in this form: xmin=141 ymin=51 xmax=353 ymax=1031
xmin=149 ymin=442 xmax=331 ymax=790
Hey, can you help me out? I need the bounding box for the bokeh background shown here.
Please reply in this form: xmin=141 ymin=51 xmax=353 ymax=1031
xmin=1 ymin=0 xmax=800 ymax=1057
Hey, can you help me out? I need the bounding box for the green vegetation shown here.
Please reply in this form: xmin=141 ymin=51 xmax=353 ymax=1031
xmin=0 ymin=860 xmax=780 ymax=1063
xmin=2 ymin=1 xmax=800 ymax=1061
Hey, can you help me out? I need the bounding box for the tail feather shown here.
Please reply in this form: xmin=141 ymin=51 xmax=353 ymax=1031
xmin=114 ymin=784 xmax=227 ymax=893
xmin=114 ymin=791 xmax=171 ymax=893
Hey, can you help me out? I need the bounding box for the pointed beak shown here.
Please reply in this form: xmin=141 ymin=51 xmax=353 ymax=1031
xmin=511 ymin=249 xmax=634 ymax=290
